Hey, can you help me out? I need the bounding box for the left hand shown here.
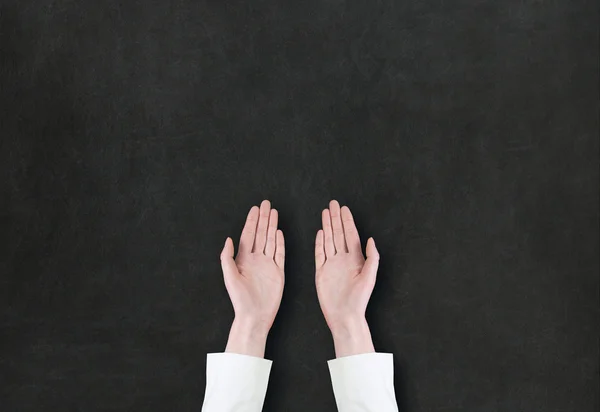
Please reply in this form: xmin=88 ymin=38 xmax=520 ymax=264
xmin=315 ymin=200 xmax=378 ymax=357
xmin=220 ymin=200 xmax=285 ymax=357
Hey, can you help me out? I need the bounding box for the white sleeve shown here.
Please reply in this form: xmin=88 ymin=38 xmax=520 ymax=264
xmin=327 ymin=352 xmax=399 ymax=412
xmin=201 ymin=352 xmax=272 ymax=412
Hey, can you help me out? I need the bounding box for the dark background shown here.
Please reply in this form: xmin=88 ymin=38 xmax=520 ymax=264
xmin=1 ymin=0 xmax=598 ymax=411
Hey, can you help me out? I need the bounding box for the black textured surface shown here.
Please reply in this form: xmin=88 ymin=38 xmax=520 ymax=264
xmin=1 ymin=0 xmax=598 ymax=411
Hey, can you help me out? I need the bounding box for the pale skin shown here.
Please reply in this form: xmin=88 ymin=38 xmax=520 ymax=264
xmin=315 ymin=200 xmax=379 ymax=357
xmin=220 ymin=199 xmax=378 ymax=358
xmin=220 ymin=200 xmax=285 ymax=358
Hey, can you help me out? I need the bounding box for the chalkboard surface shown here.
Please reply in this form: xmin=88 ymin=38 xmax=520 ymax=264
xmin=1 ymin=0 xmax=598 ymax=411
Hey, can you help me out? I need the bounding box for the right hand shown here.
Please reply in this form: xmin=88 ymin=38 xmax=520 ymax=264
xmin=315 ymin=200 xmax=380 ymax=357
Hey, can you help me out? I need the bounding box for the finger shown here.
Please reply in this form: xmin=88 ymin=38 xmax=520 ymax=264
xmin=265 ymin=209 xmax=278 ymax=257
xmin=220 ymin=237 xmax=238 ymax=281
xmin=329 ymin=200 xmax=347 ymax=253
xmin=238 ymin=206 xmax=259 ymax=255
xmin=253 ymin=200 xmax=271 ymax=253
xmin=362 ymin=237 xmax=380 ymax=281
xmin=315 ymin=229 xmax=326 ymax=269
xmin=322 ymin=209 xmax=336 ymax=256
xmin=341 ymin=206 xmax=362 ymax=256
xmin=275 ymin=230 xmax=285 ymax=269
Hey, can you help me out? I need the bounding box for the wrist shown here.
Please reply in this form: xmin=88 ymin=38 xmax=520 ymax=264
xmin=225 ymin=317 xmax=269 ymax=358
xmin=330 ymin=316 xmax=375 ymax=358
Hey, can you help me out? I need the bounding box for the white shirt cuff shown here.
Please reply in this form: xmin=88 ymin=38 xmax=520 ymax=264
xmin=328 ymin=352 xmax=398 ymax=412
xmin=202 ymin=352 xmax=272 ymax=412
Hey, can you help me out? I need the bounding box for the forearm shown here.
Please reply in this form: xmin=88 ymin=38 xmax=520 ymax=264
xmin=225 ymin=318 xmax=269 ymax=358
xmin=328 ymin=318 xmax=397 ymax=412
xmin=201 ymin=319 xmax=271 ymax=412
xmin=330 ymin=317 xmax=375 ymax=358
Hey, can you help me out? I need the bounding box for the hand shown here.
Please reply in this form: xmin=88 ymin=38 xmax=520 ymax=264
xmin=315 ymin=200 xmax=380 ymax=357
xmin=220 ymin=200 xmax=285 ymax=357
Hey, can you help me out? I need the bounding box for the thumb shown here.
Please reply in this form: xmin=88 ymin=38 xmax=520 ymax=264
xmin=362 ymin=237 xmax=380 ymax=280
xmin=220 ymin=237 xmax=238 ymax=279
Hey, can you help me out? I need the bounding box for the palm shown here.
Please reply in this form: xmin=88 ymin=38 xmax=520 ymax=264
xmin=229 ymin=254 xmax=283 ymax=322
xmin=317 ymin=257 xmax=368 ymax=316
xmin=220 ymin=201 xmax=285 ymax=332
